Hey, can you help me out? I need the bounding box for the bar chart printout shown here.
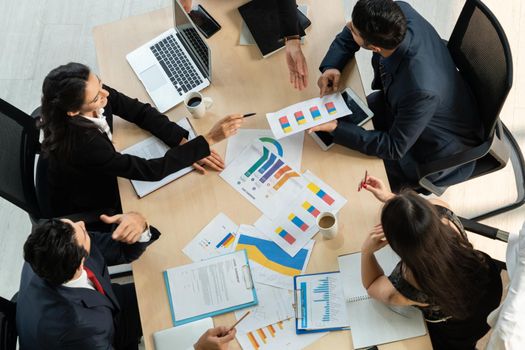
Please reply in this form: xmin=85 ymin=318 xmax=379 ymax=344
xmin=296 ymin=273 xmax=349 ymax=331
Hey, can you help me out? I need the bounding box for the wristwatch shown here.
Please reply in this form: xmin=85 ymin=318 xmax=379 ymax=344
xmin=284 ymin=35 xmax=301 ymax=43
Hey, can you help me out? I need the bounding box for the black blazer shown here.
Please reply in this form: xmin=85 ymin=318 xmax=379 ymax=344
xmin=46 ymin=85 xmax=210 ymax=216
xmin=16 ymin=226 xmax=160 ymax=350
xmin=320 ymin=1 xmax=483 ymax=185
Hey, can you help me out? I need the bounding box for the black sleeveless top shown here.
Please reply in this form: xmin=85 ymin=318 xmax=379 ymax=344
xmin=387 ymin=205 xmax=494 ymax=322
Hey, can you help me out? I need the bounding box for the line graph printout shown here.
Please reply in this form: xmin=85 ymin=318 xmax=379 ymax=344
xmin=266 ymin=93 xmax=351 ymax=139
xmin=233 ymin=225 xmax=314 ymax=290
xmin=182 ymin=213 xmax=239 ymax=262
xmin=220 ymin=141 xmax=307 ymax=219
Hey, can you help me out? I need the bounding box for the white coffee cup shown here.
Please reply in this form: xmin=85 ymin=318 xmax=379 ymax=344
xmin=316 ymin=212 xmax=338 ymax=239
xmin=184 ymin=91 xmax=213 ymax=119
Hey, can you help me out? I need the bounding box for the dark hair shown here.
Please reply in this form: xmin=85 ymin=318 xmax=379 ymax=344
xmin=381 ymin=191 xmax=491 ymax=320
xmin=24 ymin=219 xmax=88 ymax=285
xmin=40 ymin=62 xmax=96 ymax=160
xmin=352 ymin=0 xmax=407 ymax=49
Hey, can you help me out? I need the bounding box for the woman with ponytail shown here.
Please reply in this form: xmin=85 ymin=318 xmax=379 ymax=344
xmin=40 ymin=62 xmax=243 ymax=216
xmin=359 ymin=176 xmax=502 ymax=350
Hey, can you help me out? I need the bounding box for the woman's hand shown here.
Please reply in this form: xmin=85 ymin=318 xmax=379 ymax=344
xmin=362 ymin=175 xmax=395 ymax=202
xmin=204 ymin=114 xmax=244 ymax=146
xmin=361 ymin=224 xmax=388 ymax=254
xmin=193 ymin=149 xmax=225 ymax=174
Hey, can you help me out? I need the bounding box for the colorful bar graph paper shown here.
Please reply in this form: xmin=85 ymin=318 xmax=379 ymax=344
xmin=257 ymin=153 xmax=277 ymax=175
xmin=274 ymin=165 xmax=291 ymax=180
xmin=324 ymin=102 xmax=336 ymax=115
xmin=307 ymin=183 xmax=335 ymax=205
xmin=313 ymin=277 xmax=332 ymax=322
xmin=309 ymin=106 xmax=322 ymax=120
xmin=215 ymin=232 xmax=235 ymax=249
xmin=260 ymin=159 xmax=284 ymax=183
xmin=273 ymin=171 xmax=299 ymax=191
xmin=294 ymin=111 xmax=307 ymax=125
xmin=244 ymin=147 xmax=269 ymax=178
xmin=288 ymin=213 xmax=309 ymax=232
xmin=275 ymin=227 xmax=296 ymax=244
xmin=302 ymin=201 xmax=320 ymax=218
xmin=279 ymin=116 xmax=292 ymax=133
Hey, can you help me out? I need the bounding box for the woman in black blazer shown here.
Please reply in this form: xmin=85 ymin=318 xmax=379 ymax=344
xmin=40 ymin=62 xmax=243 ymax=216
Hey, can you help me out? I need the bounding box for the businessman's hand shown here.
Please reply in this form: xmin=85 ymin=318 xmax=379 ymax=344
xmin=318 ymin=68 xmax=341 ymax=96
xmin=180 ymin=0 xmax=192 ymax=12
xmin=194 ymin=327 xmax=236 ymax=350
xmin=285 ymin=39 xmax=308 ymax=90
xmin=204 ymin=114 xmax=244 ymax=145
xmin=308 ymin=120 xmax=338 ymax=134
xmin=100 ymin=212 xmax=148 ymax=244
xmin=193 ymin=149 xmax=225 ymax=174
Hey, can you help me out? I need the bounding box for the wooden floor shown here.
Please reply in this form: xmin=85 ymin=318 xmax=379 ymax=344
xmin=0 ymin=0 xmax=523 ymax=345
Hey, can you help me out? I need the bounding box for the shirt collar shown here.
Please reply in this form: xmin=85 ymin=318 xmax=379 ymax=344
xmin=380 ymin=29 xmax=412 ymax=75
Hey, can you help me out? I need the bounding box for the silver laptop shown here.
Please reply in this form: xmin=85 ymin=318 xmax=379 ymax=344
xmin=126 ymin=0 xmax=211 ymax=112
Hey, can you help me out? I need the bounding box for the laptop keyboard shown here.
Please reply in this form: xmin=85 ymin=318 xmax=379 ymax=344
xmin=181 ymin=27 xmax=209 ymax=69
xmin=150 ymin=35 xmax=203 ymax=95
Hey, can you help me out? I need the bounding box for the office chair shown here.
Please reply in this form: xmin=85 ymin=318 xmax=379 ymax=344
xmin=0 ymin=295 xmax=17 ymax=350
xmin=415 ymin=0 xmax=525 ymax=220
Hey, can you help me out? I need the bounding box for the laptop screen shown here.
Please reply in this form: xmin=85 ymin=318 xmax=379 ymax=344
xmin=173 ymin=0 xmax=211 ymax=79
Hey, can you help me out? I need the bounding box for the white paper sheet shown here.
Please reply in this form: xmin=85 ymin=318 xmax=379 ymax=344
xmin=233 ymin=225 xmax=314 ymax=290
xmin=236 ymin=318 xmax=326 ymax=350
xmin=266 ymin=93 xmax=351 ymax=139
xmin=220 ymin=141 xmax=307 ymax=219
xmin=122 ymin=118 xmax=196 ymax=197
xmin=235 ymin=283 xmax=294 ymax=333
xmin=182 ymin=213 xmax=239 ymax=262
xmin=165 ymin=250 xmax=255 ymax=324
xmin=254 ymin=171 xmax=347 ymax=257
xmin=225 ymin=129 xmax=304 ymax=170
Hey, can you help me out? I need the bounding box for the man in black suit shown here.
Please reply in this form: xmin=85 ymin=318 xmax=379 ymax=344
xmin=17 ymin=212 xmax=157 ymax=350
xmin=310 ymin=0 xmax=483 ymax=191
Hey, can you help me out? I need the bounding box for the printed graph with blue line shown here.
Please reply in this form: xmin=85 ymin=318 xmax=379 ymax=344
xmin=312 ymin=277 xmax=332 ymax=323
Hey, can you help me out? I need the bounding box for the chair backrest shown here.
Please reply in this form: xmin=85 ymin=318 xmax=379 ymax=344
xmin=0 ymin=296 xmax=17 ymax=350
xmin=448 ymin=0 xmax=513 ymax=139
xmin=0 ymin=99 xmax=41 ymax=219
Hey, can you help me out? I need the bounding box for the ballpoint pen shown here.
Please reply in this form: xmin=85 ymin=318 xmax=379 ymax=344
xmin=243 ymin=113 xmax=256 ymax=118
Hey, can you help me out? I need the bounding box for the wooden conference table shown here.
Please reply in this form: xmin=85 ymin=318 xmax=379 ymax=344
xmin=93 ymin=1 xmax=432 ymax=349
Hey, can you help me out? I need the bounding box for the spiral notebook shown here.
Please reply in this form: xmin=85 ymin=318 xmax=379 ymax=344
xmin=337 ymin=247 xmax=427 ymax=349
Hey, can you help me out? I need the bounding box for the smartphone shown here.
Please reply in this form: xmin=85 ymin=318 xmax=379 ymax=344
xmin=189 ymin=5 xmax=221 ymax=38
xmin=309 ymin=88 xmax=374 ymax=151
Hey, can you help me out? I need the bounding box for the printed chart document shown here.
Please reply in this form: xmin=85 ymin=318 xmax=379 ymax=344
xmin=182 ymin=213 xmax=239 ymax=262
xmin=164 ymin=250 xmax=258 ymax=326
xmin=236 ymin=318 xmax=326 ymax=350
xmin=254 ymin=170 xmax=347 ymax=257
xmin=225 ymin=129 xmax=304 ymax=170
xmin=338 ymin=247 xmax=427 ymax=349
xmin=266 ymin=93 xmax=351 ymax=139
xmin=233 ymin=225 xmax=314 ymax=290
xmin=220 ymin=140 xmax=308 ymax=219
xmin=294 ymin=272 xmax=350 ymax=333
xmin=234 ymin=283 xmax=294 ymax=333
xmin=122 ymin=118 xmax=196 ymax=197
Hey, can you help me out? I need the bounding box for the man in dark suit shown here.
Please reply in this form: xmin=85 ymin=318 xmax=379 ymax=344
xmin=310 ymin=0 xmax=483 ymax=191
xmin=16 ymin=212 xmax=159 ymax=350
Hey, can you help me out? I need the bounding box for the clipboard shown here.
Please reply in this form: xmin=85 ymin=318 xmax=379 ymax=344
xmin=293 ymin=271 xmax=350 ymax=334
xmin=164 ymin=249 xmax=258 ymax=326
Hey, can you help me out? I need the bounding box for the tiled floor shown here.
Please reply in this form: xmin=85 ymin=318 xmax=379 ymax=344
xmin=0 ymin=1 xmax=523 ymax=348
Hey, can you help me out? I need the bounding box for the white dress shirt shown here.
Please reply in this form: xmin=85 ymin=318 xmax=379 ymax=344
xmin=80 ymin=108 xmax=113 ymax=141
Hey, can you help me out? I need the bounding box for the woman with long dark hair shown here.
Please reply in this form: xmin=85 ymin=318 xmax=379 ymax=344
xmin=40 ymin=62 xmax=244 ymax=216
xmin=360 ymin=175 xmax=502 ymax=350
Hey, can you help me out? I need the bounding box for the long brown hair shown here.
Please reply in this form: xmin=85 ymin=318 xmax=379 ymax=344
xmin=381 ymin=191 xmax=492 ymax=319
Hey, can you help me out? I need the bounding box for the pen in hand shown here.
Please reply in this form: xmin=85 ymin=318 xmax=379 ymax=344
xmin=223 ymin=311 xmax=251 ymax=336
xmin=243 ymin=113 xmax=256 ymax=118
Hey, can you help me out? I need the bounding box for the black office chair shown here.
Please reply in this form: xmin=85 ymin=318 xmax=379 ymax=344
xmin=0 ymin=295 xmax=17 ymax=350
xmin=415 ymin=0 xmax=525 ymax=220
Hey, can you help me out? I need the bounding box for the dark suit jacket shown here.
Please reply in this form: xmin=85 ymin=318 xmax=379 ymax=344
xmin=16 ymin=226 xmax=160 ymax=350
xmin=319 ymin=1 xmax=483 ymax=185
xmin=47 ymin=85 xmax=210 ymax=216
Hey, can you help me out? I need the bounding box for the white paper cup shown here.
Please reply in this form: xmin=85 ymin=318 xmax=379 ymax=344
xmin=184 ymin=91 xmax=213 ymax=119
xmin=316 ymin=212 xmax=338 ymax=239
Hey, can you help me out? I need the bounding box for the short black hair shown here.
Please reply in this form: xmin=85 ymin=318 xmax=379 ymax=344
xmin=352 ymin=0 xmax=407 ymax=50
xmin=24 ymin=219 xmax=88 ymax=285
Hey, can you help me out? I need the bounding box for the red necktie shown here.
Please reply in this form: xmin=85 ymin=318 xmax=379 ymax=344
xmin=84 ymin=266 xmax=106 ymax=295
